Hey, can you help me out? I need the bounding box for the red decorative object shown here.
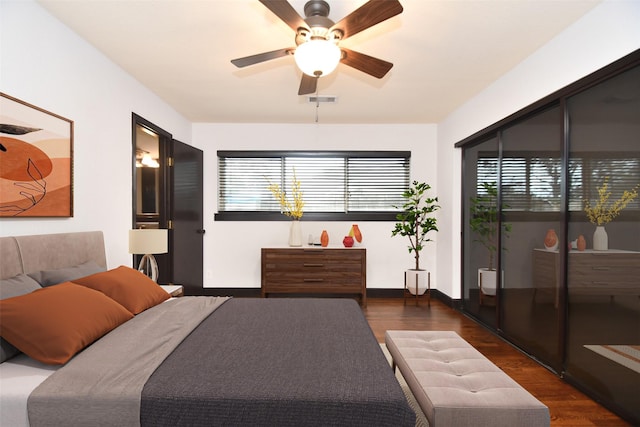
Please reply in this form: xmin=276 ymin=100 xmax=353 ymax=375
xmin=351 ymin=224 xmax=362 ymax=243
xmin=342 ymin=236 xmax=354 ymax=248
xmin=320 ymin=230 xmax=329 ymax=247
xmin=577 ymin=235 xmax=586 ymax=251
xmin=544 ymin=229 xmax=558 ymax=251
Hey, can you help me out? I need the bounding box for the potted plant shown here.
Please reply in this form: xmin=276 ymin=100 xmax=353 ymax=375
xmin=584 ymin=176 xmax=639 ymax=250
xmin=267 ymin=169 xmax=305 ymax=246
xmin=391 ymin=181 xmax=440 ymax=295
xmin=469 ymin=181 xmax=511 ymax=300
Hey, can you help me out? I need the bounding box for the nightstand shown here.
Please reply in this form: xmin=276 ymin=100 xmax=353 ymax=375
xmin=160 ymin=284 xmax=184 ymax=297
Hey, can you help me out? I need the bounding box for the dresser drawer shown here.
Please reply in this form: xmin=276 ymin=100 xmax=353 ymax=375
xmin=263 ymin=261 xmax=363 ymax=273
xmin=568 ymin=251 xmax=640 ymax=295
xmin=263 ymin=249 xmax=363 ymax=262
xmin=263 ymin=270 xmax=363 ymax=285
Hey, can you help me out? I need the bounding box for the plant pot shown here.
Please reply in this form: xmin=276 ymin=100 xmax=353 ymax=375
xmin=405 ymin=269 xmax=429 ymax=295
xmin=478 ymin=268 xmax=498 ymax=296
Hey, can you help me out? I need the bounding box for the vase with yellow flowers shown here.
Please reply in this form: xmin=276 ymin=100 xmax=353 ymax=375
xmin=584 ymin=177 xmax=639 ymax=250
xmin=267 ymin=169 xmax=305 ymax=246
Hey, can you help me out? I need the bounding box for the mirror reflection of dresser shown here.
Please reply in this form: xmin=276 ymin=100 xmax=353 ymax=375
xmin=533 ymin=249 xmax=640 ymax=307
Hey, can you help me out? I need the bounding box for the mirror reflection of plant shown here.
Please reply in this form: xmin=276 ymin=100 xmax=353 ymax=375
xmin=470 ymin=181 xmax=511 ymax=271
xmin=391 ymin=181 xmax=440 ymax=271
xmin=584 ymin=177 xmax=639 ymax=226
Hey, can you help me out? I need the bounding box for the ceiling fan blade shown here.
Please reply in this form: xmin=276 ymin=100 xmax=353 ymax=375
xmin=259 ymin=0 xmax=309 ymax=33
xmin=331 ymin=0 xmax=403 ymax=40
xmin=231 ymin=48 xmax=294 ymax=68
xmin=340 ymin=47 xmax=393 ymax=79
xmin=298 ymin=74 xmax=318 ymax=95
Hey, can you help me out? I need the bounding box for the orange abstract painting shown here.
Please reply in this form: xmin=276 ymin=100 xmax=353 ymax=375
xmin=0 ymin=93 xmax=73 ymax=217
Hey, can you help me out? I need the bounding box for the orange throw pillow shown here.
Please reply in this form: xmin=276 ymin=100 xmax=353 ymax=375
xmin=0 ymin=282 xmax=133 ymax=365
xmin=72 ymin=266 xmax=169 ymax=314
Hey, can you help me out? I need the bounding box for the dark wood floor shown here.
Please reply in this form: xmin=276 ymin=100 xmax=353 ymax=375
xmin=362 ymin=297 xmax=630 ymax=427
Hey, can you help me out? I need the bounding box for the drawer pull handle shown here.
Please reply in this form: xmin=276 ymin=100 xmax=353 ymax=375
xmin=304 ymin=263 xmax=324 ymax=267
xmin=592 ymin=267 xmax=610 ymax=271
xmin=303 ymin=278 xmax=324 ymax=282
xmin=591 ymin=282 xmax=609 ymax=285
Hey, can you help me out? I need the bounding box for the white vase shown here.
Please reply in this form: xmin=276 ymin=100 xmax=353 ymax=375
xmin=593 ymin=225 xmax=608 ymax=251
xmin=289 ymin=220 xmax=302 ymax=247
xmin=405 ymin=269 xmax=429 ymax=295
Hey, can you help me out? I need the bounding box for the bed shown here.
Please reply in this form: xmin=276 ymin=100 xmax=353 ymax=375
xmin=0 ymin=231 xmax=415 ymax=427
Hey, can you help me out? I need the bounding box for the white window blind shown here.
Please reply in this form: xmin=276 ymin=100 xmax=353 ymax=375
xmin=575 ymin=156 xmax=640 ymax=211
xmin=477 ymin=151 xmax=639 ymax=212
xmin=217 ymin=151 xmax=410 ymax=219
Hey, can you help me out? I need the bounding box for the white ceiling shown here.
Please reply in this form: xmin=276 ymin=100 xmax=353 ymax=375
xmin=38 ymin=0 xmax=601 ymax=124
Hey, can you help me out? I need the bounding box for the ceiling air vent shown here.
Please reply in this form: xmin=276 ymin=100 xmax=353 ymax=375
xmin=308 ymin=96 xmax=338 ymax=104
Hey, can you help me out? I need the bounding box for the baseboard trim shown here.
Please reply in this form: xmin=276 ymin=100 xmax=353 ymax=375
xmin=189 ymin=288 xmax=261 ymax=297
xmin=190 ymin=287 xmax=461 ymax=307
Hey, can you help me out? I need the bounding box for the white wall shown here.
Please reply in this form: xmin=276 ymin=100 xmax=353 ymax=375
xmin=191 ymin=123 xmax=439 ymax=289
xmin=436 ymin=0 xmax=640 ymax=299
xmin=0 ymin=0 xmax=191 ymax=268
xmin=3 ymin=0 xmax=639 ymax=298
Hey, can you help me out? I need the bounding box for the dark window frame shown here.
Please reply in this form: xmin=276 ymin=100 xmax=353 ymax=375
xmin=215 ymin=150 xmax=411 ymax=221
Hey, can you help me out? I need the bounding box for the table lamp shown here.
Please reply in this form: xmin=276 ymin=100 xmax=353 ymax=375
xmin=128 ymin=229 xmax=168 ymax=282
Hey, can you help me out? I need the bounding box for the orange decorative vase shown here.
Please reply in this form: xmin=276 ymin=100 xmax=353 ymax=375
xmin=351 ymin=224 xmax=362 ymax=243
xmin=577 ymin=235 xmax=586 ymax=251
xmin=544 ymin=229 xmax=558 ymax=251
xmin=320 ymin=230 xmax=329 ymax=247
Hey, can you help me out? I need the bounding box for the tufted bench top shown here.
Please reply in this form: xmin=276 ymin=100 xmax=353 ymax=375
xmin=385 ymin=330 xmax=550 ymax=427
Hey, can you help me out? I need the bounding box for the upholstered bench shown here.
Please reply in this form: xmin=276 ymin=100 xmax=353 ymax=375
xmin=385 ymin=330 xmax=550 ymax=427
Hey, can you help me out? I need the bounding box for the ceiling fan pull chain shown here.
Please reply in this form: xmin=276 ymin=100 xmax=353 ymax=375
xmin=315 ymin=80 xmax=320 ymax=123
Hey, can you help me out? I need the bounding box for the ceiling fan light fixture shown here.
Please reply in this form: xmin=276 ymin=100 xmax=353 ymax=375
xmin=141 ymin=153 xmax=160 ymax=168
xmin=294 ymin=39 xmax=341 ymax=77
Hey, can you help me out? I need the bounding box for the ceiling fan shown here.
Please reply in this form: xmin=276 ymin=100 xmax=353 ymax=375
xmin=231 ymin=0 xmax=403 ymax=95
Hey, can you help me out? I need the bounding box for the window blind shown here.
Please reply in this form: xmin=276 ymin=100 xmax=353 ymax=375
xmin=217 ymin=151 xmax=410 ymax=219
xmin=477 ymin=151 xmax=639 ymax=212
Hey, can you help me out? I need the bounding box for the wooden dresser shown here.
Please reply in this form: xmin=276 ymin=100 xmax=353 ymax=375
xmin=533 ymin=249 xmax=640 ymax=305
xmin=567 ymin=250 xmax=640 ymax=296
xmin=261 ymin=247 xmax=367 ymax=306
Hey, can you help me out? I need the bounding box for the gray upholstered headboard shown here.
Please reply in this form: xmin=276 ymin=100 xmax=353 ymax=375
xmin=0 ymin=231 xmax=107 ymax=280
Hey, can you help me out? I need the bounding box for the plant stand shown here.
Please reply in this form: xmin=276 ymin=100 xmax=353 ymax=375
xmin=404 ymin=270 xmax=430 ymax=307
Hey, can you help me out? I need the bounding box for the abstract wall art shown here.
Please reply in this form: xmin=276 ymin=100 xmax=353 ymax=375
xmin=0 ymin=93 xmax=73 ymax=217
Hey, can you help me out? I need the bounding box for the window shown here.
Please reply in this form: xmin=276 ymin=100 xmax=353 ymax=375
xmin=477 ymin=151 xmax=640 ymax=213
xmin=477 ymin=151 xmax=563 ymax=212
xmin=216 ymin=151 xmax=410 ymax=221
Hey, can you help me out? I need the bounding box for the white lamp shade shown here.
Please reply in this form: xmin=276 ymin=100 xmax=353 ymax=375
xmin=128 ymin=229 xmax=168 ymax=255
xmin=294 ymin=40 xmax=341 ymax=77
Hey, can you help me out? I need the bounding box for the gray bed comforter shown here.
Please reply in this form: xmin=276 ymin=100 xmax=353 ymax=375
xmin=29 ymin=297 xmax=415 ymax=427
xmin=27 ymin=296 xmax=228 ymax=426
